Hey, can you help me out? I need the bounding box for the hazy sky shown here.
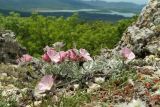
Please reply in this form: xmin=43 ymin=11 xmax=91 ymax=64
xmin=88 ymin=0 xmax=148 ymax=4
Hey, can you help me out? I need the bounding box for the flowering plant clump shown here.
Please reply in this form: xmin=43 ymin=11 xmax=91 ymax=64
xmin=32 ymin=43 xmax=93 ymax=97
xmin=42 ymin=46 xmax=93 ymax=64
xmin=16 ymin=43 xmax=93 ymax=85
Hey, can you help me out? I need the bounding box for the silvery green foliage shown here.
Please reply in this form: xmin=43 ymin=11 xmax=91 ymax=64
xmin=83 ymin=50 xmax=124 ymax=74
xmin=42 ymin=61 xmax=84 ymax=79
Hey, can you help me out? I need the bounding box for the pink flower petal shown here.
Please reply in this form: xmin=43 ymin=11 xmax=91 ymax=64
xmin=19 ymin=54 xmax=32 ymax=62
xmin=67 ymin=49 xmax=80 ymax=61
xmin=120 ymin=47 xmax=135 ymax=60
xmin=35 ymin=75 xmax=54 ymax=93
xmin=50 ymin=53 xmax=61 ymax=63
xmin=42 ymin=53 xmax=51 ymax=62
xmin=42 ymin=46 xmax=92 ymax=63
xmin=59 ymin=51 xmax=68 ymax=61
xmin=49 ymin=51 xmax=68 ymax=63
xmin=79 ymin=49 xmax=93 ymax=61
xmin=46 ymin=48 xmax=57 ymax=62
xmin=127 ymin=52 xmax=136 ymax=60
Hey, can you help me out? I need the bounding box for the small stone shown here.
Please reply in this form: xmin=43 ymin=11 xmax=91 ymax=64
xmin=155 ymin=58 xmax=160 ymax=61
xmin=73 ymin=84 xmax=79 ymax=90
xmin=153 ymin=89 xmax=160 ymax=95
xmin=94 ymin=77 xmax=105 ymax=84
xmin=1 ymin=73 xmax=7 ymax=77
xmin=12 ymin=76 xmax=18 ymax=81
xmin=150 ymin=25 xmax=156 ymax=30
xmin=85 ymin=82 xmax=89 ymax=85
xmin=128 ymin=79 xmax=134 ymax=86
xmin=149 ymin=55 xmax=156 ymax=60
xmin=34 ymin=101 xmax=42 ymax=106
xmin=6 ymin=76 xmax=11 ymax=80
xmin=26 ymin=105 xmax=32 ymax=107
xmin=11 ymin=65 xmax=18 ymax=68
xmin=154 ymin=70 xmax=160 ymax=76
xmin=34 ymin=93 xmax=46 ymax=99
xmin=52 ymin=95 xmax=59 ymax=102
xmin=21 ymin=88 xmax=28 ymax=93
xmin=0 ymin=73 xmax=8 ymax=80
xmin=87 ymin=83 xmax=101 ymax=93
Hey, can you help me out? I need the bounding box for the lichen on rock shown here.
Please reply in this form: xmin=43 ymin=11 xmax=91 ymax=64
xmin=116 ymin=0 xmax=160 ymax=58
xmin=0 ymin=30 xmax=26 ymax=64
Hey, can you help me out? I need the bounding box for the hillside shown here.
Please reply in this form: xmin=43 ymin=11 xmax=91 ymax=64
xmin=83 ymin=1 xmax=144 ymax=13
xmin=0 ymin=0 xmax=144 ymax=13
xmin=0 ymin=0 xmax=92 ymax=11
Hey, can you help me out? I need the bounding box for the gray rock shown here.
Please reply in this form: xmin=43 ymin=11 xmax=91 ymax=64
xmin=116 ymin=0 xmax=160 ymax=57
xmin=0 ymin=30 xmax=26 ymax=64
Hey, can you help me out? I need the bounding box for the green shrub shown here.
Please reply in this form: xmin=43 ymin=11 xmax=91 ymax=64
xmin=0 ymin=12 xmax=137 ymax=56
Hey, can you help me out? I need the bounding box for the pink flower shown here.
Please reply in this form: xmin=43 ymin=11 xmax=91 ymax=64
xmin=79 ymin=49 xmax=93 ymax=61
xmin=42 ymin=46 xmax=68 ymax=63
xmin=35 ymin=75 xmax=54 ymax=94
xmin=58 ymin=51 xmax=68 ymax=61
xmin=18 ymin=54 xmax=32 ymax=63
xmin=42 ymin=46 xmax=93 ymax=63
xmin=67 ymin=49 xmax=80 ymax=61
xmin=66 ymin=48 xmax=92 ymax=62
xmin=120 ymin=47 xmax=135 ymax=60
xmin=50 ymin=51 xmax=68 ymax=63
xmin=46 ymin=48 xmax=57 ymax=62
xmin=42 ymin=53 xmax=51 ymax=62
xmin=42 ymin=46 xmax=57 ymax=63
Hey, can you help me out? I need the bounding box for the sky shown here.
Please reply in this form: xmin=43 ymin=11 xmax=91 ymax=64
xmin=88 ymin=0 xmax=148 ymax=4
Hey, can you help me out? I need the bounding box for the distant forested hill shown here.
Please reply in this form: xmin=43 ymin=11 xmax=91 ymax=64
xmin=0 ymin=0 xmax=144 ymax=13
xmin=0 ymin=8 xmax=126 ymax=22
xmin=0 ymin=0 xmax=92 ymax=11
xmin=83 ymin=1 xmax=144 ymax=13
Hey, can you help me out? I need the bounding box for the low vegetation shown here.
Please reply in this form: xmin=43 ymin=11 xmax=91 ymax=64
xmin=0 ymin=12 xmax=137 ymax=56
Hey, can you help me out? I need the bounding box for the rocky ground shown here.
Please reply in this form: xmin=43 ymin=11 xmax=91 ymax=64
xmin=0 ymin=54 xmax=160 ymax=107
xmin=0 ymin=0 xmax=160 ymax=107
